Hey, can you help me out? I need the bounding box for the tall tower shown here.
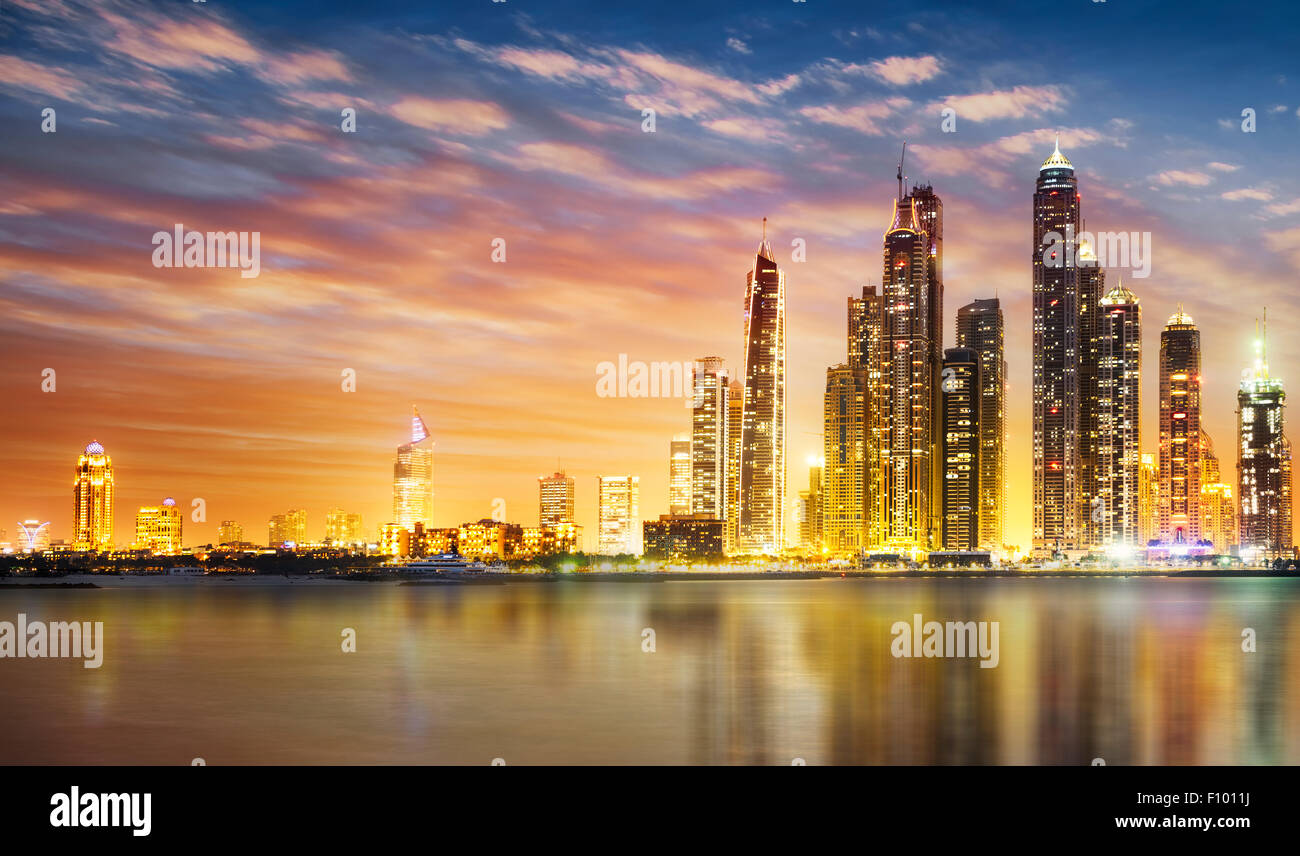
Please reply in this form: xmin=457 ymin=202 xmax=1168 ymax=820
xmin=940 ymin=347 xmax=981 ymax=551
xmin=1237 ymin=318 xmax=1291 ymax=557
xmin=1096 ymin=282 xmax=1141 ymax=547
xmin=849 ymin=285 xmax=885 ymax=548
xmin=823 ymin=365 xmax=865 ymax=554
xmin=725 ymin=379 xmax=743 ymax=553
xmin=73 ymin=440 xmax=114 ymax=551
xmin=690 ymin=357 xmax=730 ymax=519
xmin=597 ymin=475 xmax=641 ymax=555
xmin=538 ymin=471 xmax=575 ymax=526
xmin=1138 ymin=454 xmax=1160 ymax=546
xmin=1159 ymin=308 xmax=1202 ymax=544
xmin=907 ymin=183 xmax=945 ymax=545
xmin=956 ymin=298 xmax=1006 ymax=550
xmin=738 ymin=224 xmax=787 ymax=554
xmin=881 ymin=185 xmax=934 ymax=552
xmin=393 ymin=406 xmax=434 ymax=529
xmin=134 ymin=497 xmax=183 ymax=554
xmin=1200 ymin=429 xmax=1236 ymax=552
xmin=1032 ymin=138 xmax=1096 ymax=556
xmin=668 ymin=436 xmax=692 ymax=515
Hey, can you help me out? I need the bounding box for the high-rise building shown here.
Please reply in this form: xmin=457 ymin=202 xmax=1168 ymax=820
xmin=880 ymin=182 xmax=935 ymax=553
xmin=797 ymin=459 xmax=824 ymax=554
xmin=325 ymin=508 xmax=364 ymax=545
xmin=823 ymin=365 xmax=865 ymax=555
xmin=1237 ymin=321 xmax=1292 ymax=557
xmin=538 ymin=471 xmax=575 ymax=526
xmin=941 ymin=348 xmax=981 ymax=551
xmin=1138 ymin=454 xmax=1160 ymax=547
xmin=16 ymin=519 xmax=51 ymax=553
xmin=134 ymin=497 xmax=183 ymax=554
xmin=393 ymin=406 xmax=434 ymax=530
xmin=1032 ymin=139 xmax=1102 ymax=556
xmin=691 ymin=357 xmax=730 ymax=520
xmin=268 ymin=509 xmax=307 ymax=547
xmin=956 ymin=298 xmax=1006 ymax=550
xmin=1200 ymin=432 xmax=1236 ymax=552
xmin=738 ymin=225 xmax=787 ymax=554
xmin=217 ymin=520 xmax=244 ymax=545
xmin=1159 ymin=308 xmax=1202 ymax=545
xmin=1095 ymin=283 xmax=1141 ymax=547
xmin=72 ymin=440 xmax=114 ymax=552
xmin=1077 ymin=244 xmax=1107 ymax=548
xmin=849 ymin=285 xmax=886 ymax=549
xmin=597 ymin=475 xmax=640 ymax=555
xmin=669 ymin=436 xmax=692 ymax=516
xmin=725 ymin=379 xmax=743 ymax=553
xmin=907 ymin=183 xmax=945 ymax=550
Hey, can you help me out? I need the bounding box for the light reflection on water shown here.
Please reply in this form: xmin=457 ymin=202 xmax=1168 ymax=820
xmin=2 ymin=577 xmax=1298 ymax=765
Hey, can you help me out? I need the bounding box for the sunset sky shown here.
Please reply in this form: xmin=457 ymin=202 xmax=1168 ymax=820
xmin=2 ymin=0 xmax=1299 ymax=551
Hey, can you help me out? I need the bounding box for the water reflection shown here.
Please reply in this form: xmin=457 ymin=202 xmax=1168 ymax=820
xmin=1 ymin=578 xmax=1296 ymax=764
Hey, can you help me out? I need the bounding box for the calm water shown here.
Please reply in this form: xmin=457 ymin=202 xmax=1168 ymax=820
xmin=2 ymin=577 xmax=1298 ymax=765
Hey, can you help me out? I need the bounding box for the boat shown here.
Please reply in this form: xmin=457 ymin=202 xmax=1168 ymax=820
xmin=400 ymin=554 xmax=491 ymax=574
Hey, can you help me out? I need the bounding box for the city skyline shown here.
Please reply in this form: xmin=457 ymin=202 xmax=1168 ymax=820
xmin=3 ymin=1 xmax=1300 ymax=552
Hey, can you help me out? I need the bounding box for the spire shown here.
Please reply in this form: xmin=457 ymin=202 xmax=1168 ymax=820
xmin=757 ymin=216 xmax=775 ymax=261
xmin=410 ymin=405 xmax=430 ymax=444
xmin=897 ymin=142 xmax=907 ymax=202
xmin=1040 ymin=134 xmax=1073 ymax=171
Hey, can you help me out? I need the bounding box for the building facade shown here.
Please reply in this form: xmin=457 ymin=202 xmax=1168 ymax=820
xmin=597 ymin=475 xmax=641 ymax=555
xmin=134 ymin=497 xmax=183 ymax=554
xmin=955 ymin=298 xmax=1005 ymax=550
xmin=1095 ymin=283 xmax=1141 ymax=547
xmin=538 ymin=471 xmax=576 ymax=527
xmin=217 ymin=520 xmax=244 ymax=545
xmin=393 ymin=406 xmax=434 ymax=530
xmin=941 ymin=348 xmax=981 ymax=551
xmin=1159 ymin=309 xmax=1202 ymax=545
xmin=1237 ymin=325 xmax=1292 ymax=556
xmin=669 ymin=436 xmax=692 ymax=516
xmin=268 ymin=509 xmax=307 ymax=547
xmin=642 ymin=514 xmax=725 ymax=560
xmin=823 ymin=365 xmax=865 ymax=555
xmin=690 ymin=357 xmax=730 ymax=521
xmin=73 ymin=441 xmax=115 ymax=552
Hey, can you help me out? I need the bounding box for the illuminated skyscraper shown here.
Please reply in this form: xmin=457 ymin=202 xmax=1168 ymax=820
xmin=1157 ymin=308 xmax=1202 ymax=545
xmin=907 ymin=183 xmax=945 ymax=548
xmin=1032 ymin=139 xmax=1101 ymax=556
xmin=738 ymin=224 xmax=786 ymax=554
xmin=725 ymin=379 xmax=743 ymax=553
xmin=797 ymin=460 xmax=824 ymax=554
xmin=940 ymin=348 xmax=980 ymax=551
xmin=597 ymin=475 xmax=640 ymax=555
xmin=16 ymin=519 xmax=51 ymax=553
xmin=1138 ymin=454 xmax=1160 ymax=547
xmin=538 ymin=471 xmax=576 ymax=526
xmin=669 ymin=436 xmax=692 ymax=516
xmin=691 ymin=357 xmax=730 ymax=520
xmin=1077 ymin=244 xmax=1107 ymax=548
xmin=218 ymin=520 xmax=244 ymax=545
xmin=134 ymin=497 xmax=183 ymax=554
xmin=72 ymin=440 xmax=114 ymax=552
xmin=1237 ymin=319 xmax=1291 ymax=556
xmin=849 ymin=285 xmax=885 ymax=548
xmin=881 ymin=181 xmax=935 ymax=553
xmin=269 ymin=509 xmax=307 ymax=547
xmin=325 ymin=508 xmax=364 ymax=545
xmin=1095 ymin=283 xmax=1141 ymax=547
xmin=393 ymin=406 xmax=434 ymax=530
xmin=823 ymin=365 xmax=864 ymax=554
xmin=1200 ymin=430 xmax=1236 ymax=553
xmin=956 ymin=298 xmax=1006 ymax=549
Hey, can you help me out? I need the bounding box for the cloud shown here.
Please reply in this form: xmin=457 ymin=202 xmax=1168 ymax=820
xmin=726 ymin=37 xmax=751 ymax=55
xmin=1153 ymin=170 xmax=1212 ymax=187
xmin=388 ymin=97 xmax=510 ymax=135
xmin=866 ymin=54 xmax=942 ymax=85
xmin=799 ymin=97 xmax=910 ymax=135
xmin=0 ymin=55 xmax=86 ymax=101
xmin=1206 ymin=162 xmax=1240 ymax=172
xmin=931 ymin=85 xmax=1066 ymax=122
xmin=1263 ymin=198 xmax=1300 ymax=217
xmin=265 ymin=50 xmax=353 ymax=84
xmin=102 ymin=10 xmax=260 ymax=72
xmin=1221 ymin=187 xmax=1273 ymax=201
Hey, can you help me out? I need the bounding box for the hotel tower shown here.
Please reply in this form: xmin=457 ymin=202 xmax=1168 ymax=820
xmin=73 ymin=440 xmax=114 ymax=551
xmin=1158 ymin=308 xmax=1202 ymax=545
xmin=1237 ymin=320 xmax=1292 ymax=556
xmin=393 ymin=406 xmax=434 ymax=530
xmin=737 ymin=224 xmax=787 ymax=554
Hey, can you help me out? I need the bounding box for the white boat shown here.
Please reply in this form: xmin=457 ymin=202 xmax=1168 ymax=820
xmin=401 ymin=554 xmax=491 ymax=573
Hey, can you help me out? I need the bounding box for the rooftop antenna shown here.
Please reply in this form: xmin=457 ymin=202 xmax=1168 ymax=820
xmin=897 ymin=142 xmax=907 ymax=201
xmin=762 ymin=216 xmax=767 ymax=242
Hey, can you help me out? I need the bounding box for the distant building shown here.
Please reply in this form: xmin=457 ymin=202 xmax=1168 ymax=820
xmin=379 ymin=523 xmax=410 ymax=557
xmin=849 ymin=285 xmax=885 ymax=548
xmin=458 ymin=519 xmax=524 ymax=561
xmin=1159 ymin=308 xmax=1202 ymax=545
xmin=597 ymin=475 xmax=640 ymax=555
xmin=643 ymin=514 xmax=725 ymax=561
xmin=725 ymin=379 xmax=743 ymax=553
xmin=691 ymin=357 xmax=730 ymax=520
xmin=798 ymin=460 xmax=823 ymax=555
xmin=1096 ymin=282 xmax=1141 ymax=548
xmin=393 ymin=406 xmax=434 ymax=530
xmin=134 ymin=497 xmax=183 ymax=554
xmin=268 ymin=509 xmax=307 ymax=547
xmin=538 ymin=471 xmax=575 ymax=526
xmin=521 ymin=522 xmax=582 ymax=558
xmin=217 ymin=520 xmax=244 ymax=545
xmin=325 ymin=508 xmax=364 ymax=545
xmin=668 ymin=436 xmax=692 ymax=515
xmin=1237 ymin=320 xmax=1292 ymax=557
xmin=941 ymin=347 xmax=981 ymax=551
xmin=823 ymin=364 xmax=865 ymax=555
xmin=956 ymin=298 xmax=1006 ymax=550
xmin=16 ymin=519 xmax=51 ymax=553
xmin=72 ymin=441 xmax=114 ymax=552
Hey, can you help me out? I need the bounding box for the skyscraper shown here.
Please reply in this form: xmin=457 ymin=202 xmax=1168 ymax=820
xmin=1237 ymin=321 xmax=1292 ymax=557
xmin=1095 ymin=283 xmax=1141 ymax=547
xmin=134 ymin=497 xmax=183 ymax=554
xmin=1138 ymin=454 xmax=1160 ymax=547
xmin=669 ymin=436 xmax=692 ymax=515
xmin=72 ymin=440 xmax=114 ymax=552
xmin=725 ymin=379 xmax=743 ymax=553
xmin=1200 ymin=430 xmax=1236 ymax=553
xmin=798 ymin=459 xmax=824 ymax=554
xmin=597 ymin=475 xmax=640 ymax=555
xmin=941 ymin=348 xmax=981 ymax=551
xmin=690 ymin=357 xmax=730 ymax=520
xmin=907 ymin=182 xmax=945 ymax=548
xmin=738 ymin=225 xmax=786 ymax=554
xmin=218 ymin=520 xmax=244 ymax=545
xmin=1077 ymin=243 xmax=1107 ymax=548
xmin=823 ymin=365 xmax=864 ymax=554
xmin=325 ymin=508 xmax=364 ymax=545
xmin=881 ymin=183 xmax=935 ymax=553
xmin=268 ymin=509 xmax=307 ymax=547
xmin=1032 ymin=139 xmax=1094 ymax=556
xmin=849 ymin=285 xmax=885 ymax=548
xmin=538 ymin=471 xmax=576 ymax=526
xmin=1159 ymin=308 xmax=1202 ymax=545
xmin=393 ymin=406 xmax=434 ymax=530
xmin=956 ymin=298 xmax=1006 ymax=550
